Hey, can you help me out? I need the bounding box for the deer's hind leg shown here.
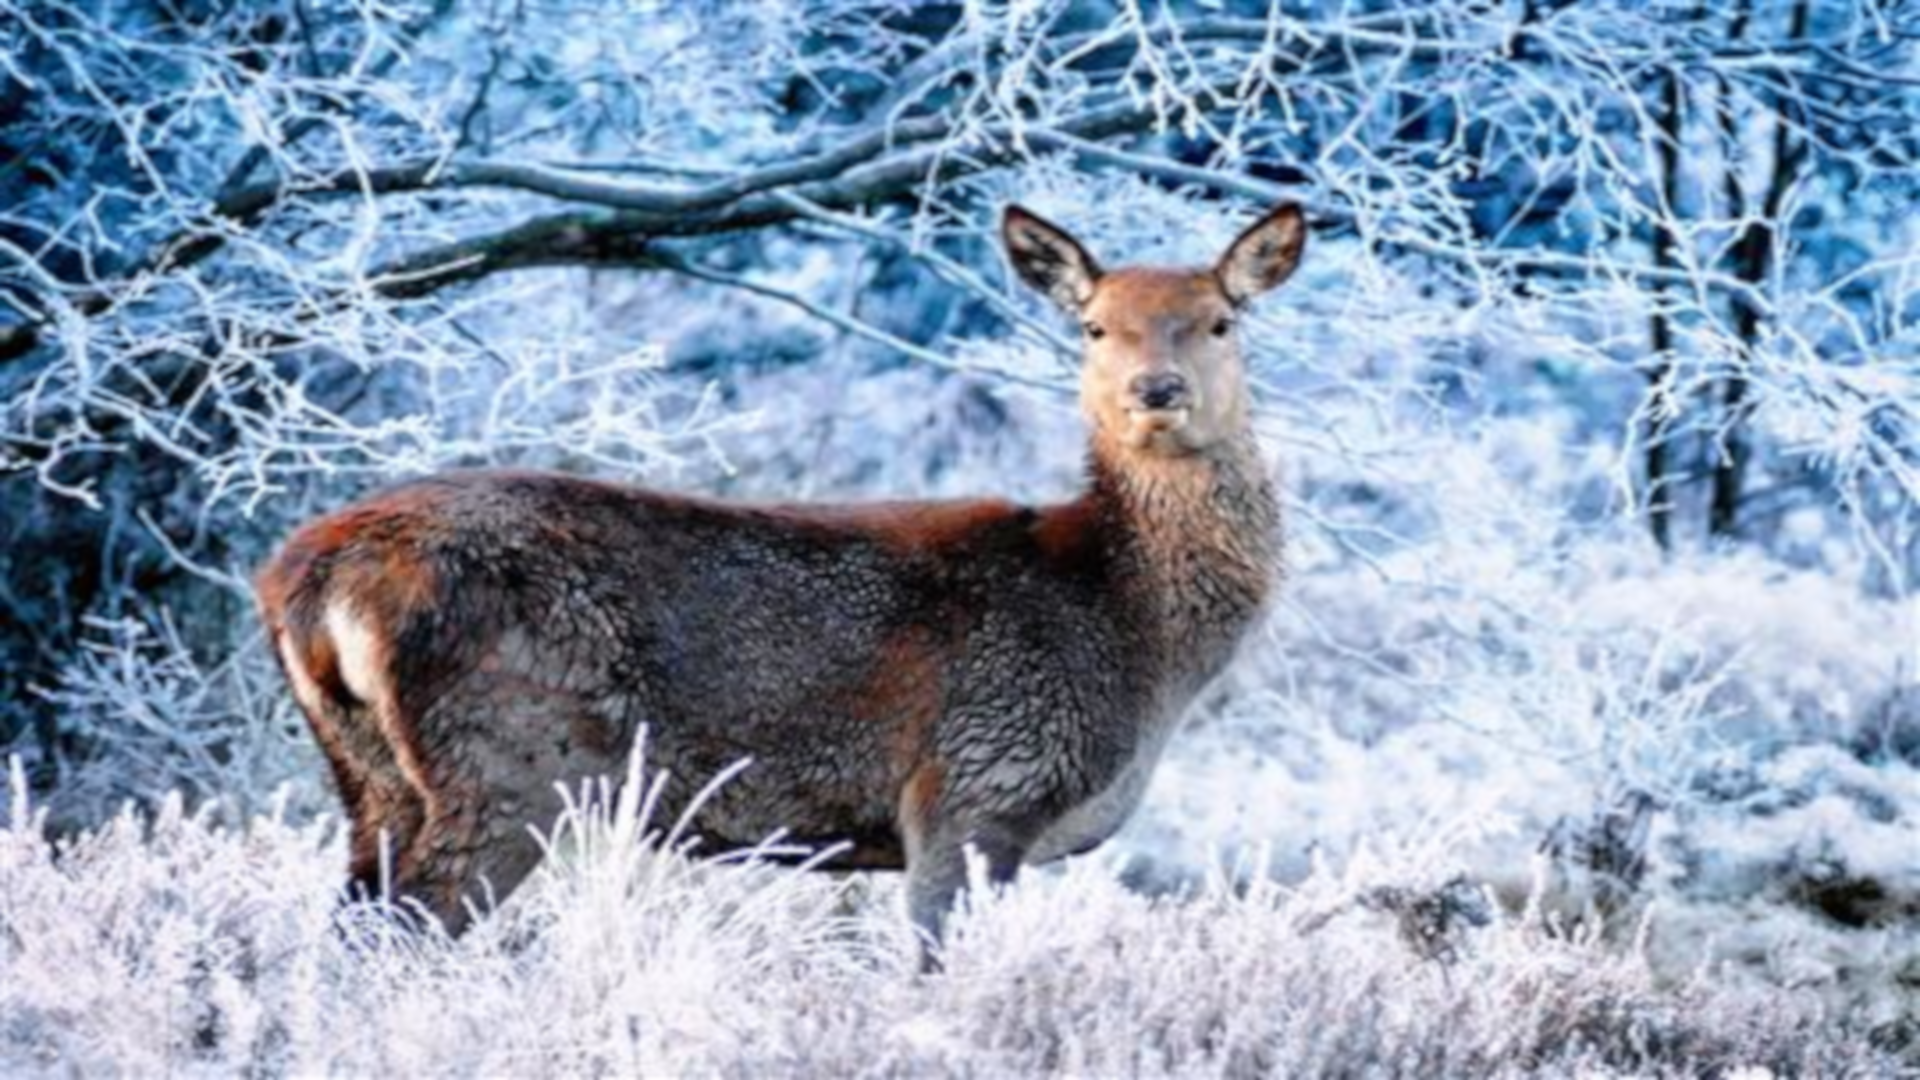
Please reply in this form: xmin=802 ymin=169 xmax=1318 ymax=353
xmin=387 ymin=673 xmax=631 ymax=936
xmin=269 ymin=619 xmax=428 ymax=909
xmin=313 ymin=699 xmax=429 ymax=904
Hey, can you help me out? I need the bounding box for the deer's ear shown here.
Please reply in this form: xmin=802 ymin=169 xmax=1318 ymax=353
xmin=1003 ymin=205 xmax=1102 ymax=313
xmin=1215 ymin=204 xmax=1306 ymax=304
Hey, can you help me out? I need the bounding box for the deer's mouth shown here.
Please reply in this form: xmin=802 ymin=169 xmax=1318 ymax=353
xmin=1126 ymin=405 xmax=1191 ymax=431
xmin=1121 ymin=405 xmax=1196 ymax=451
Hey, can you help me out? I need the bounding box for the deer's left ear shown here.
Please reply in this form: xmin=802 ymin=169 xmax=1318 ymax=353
xmin=1215 ymin=204 xmax=1307 ymax=305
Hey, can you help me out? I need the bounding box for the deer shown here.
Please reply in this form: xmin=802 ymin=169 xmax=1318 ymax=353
xmin=255 ymin=201 xmax=1304 ymax=961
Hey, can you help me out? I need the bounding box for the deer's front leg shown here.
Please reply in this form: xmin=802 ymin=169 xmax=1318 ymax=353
xmin=898 ymin=764 xmax=1033 ymax=971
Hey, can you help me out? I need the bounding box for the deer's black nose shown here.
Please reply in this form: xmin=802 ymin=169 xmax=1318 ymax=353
xmin=1130 ymin=373 xmax=1190 ymax=411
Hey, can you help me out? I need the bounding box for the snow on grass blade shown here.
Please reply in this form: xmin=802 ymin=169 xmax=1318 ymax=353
xmin=0 ymin=750 xmax=1905 ymax=1077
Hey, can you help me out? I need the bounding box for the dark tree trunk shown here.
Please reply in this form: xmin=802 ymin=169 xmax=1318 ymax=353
xmin=1709 ymin=0 xmax=1808 ymax=539
xmin=1645 ymin=66 xmax=1686 ymax=551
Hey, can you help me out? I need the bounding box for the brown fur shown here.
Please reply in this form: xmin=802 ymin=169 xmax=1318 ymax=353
xmin=258 ymin=203 xmax=1307 ymax=957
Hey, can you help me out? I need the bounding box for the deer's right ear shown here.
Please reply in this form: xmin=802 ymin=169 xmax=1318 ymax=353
xmin=1003 ymin=205 xmax=1102 ymax=313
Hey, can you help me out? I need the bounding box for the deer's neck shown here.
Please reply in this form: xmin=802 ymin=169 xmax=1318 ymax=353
xmin=1084 ymin=428 xmax=1281 ymax=685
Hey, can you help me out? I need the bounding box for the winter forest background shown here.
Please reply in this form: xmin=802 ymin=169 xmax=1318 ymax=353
xmin=1 ymin=1 xmax=1917 ymax=1075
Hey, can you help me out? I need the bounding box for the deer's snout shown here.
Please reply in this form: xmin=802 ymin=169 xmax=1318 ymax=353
xmin=1129 ymin=372 xmax=1191 ymax=412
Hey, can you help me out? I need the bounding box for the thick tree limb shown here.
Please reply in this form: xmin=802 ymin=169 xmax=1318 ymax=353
xmin=0 ymin=1 xmax=1883 ymax=368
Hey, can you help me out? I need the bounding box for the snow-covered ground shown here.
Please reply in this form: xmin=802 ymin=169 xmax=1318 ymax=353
xmin=1 ymin=754 xmax=1903 ymax=1078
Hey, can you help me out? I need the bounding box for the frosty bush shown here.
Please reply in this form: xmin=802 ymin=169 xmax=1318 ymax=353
xmin=1 ymin=756 xmax=1903 ymax=1078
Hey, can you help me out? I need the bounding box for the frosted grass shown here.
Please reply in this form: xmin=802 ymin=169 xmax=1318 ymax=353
xmin=1 ymin=754 xmax=1898 ymax=1079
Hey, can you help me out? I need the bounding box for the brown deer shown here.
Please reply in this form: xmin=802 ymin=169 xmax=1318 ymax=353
xmin=256 ymin=202 xmax=1303 ymax=955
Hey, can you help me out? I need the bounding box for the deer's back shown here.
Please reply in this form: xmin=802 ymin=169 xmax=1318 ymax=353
xmin=259 ymin=469 xmax=1151 ymax=864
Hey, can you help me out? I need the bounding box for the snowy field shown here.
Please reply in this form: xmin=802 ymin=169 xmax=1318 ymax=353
xmin=1 ymin=753 xmax=1905 ymax=1078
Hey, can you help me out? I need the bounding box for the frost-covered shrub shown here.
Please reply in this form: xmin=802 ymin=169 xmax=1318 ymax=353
xmin=32 ymin=617 xmax=322 ymax=826
xmin=1 ymin=757 xmax=1901 ymax=1078
xmin=1642 ymin=746 xmax=1920 ymax=1026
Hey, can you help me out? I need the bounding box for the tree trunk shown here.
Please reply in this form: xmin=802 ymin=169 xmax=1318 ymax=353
xmin=1709 ymin=0 xmax=1808 ymax=538
xmin=1646 ymin=65 xmax=1686 ymax=551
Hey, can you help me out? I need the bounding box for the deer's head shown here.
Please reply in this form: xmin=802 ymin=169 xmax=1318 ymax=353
xmin=1004 ymin=203 xmax=1305 ymax=456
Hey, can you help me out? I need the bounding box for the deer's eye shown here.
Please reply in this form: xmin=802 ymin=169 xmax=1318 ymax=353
xmin=1084 ymin=322 xmax=1108 ymax=340
xmin=1210 ymin=318 xmax=1234 ymax=338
